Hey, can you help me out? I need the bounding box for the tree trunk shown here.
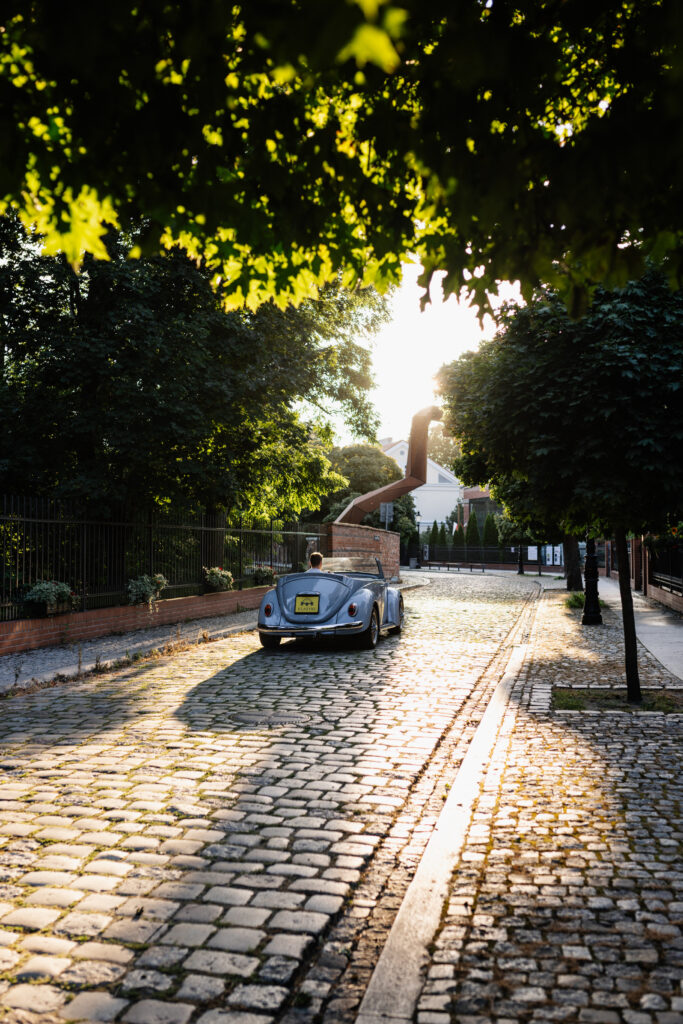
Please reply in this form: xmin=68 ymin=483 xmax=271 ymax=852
xmin=517 ymin=539 xmax=524 ymax=575
xmin=615 ymin=526 xmax=642 ymax=704
xmin=563 ymin=533 xmax=583 ymax=591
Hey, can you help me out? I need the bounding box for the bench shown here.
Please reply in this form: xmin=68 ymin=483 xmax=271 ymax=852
xmin=423 ymin=561 xmax=485 ymax=573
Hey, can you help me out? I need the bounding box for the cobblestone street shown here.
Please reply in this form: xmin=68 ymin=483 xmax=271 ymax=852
xmin=0 ymin=574 xmax=681 ymax=1024
xmin=0 ymin=574 xmax=536 ymax=1023
xmin=417 ymin=587 xmax=683 ymax=1024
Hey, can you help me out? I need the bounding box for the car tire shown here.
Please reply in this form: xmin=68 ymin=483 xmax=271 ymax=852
xmin=259 ymin=633 xmax=281 ymax=650
xmin=358 ymin=606 xmax=380 ymax=649
xmin=389 ymin=594 xmax=404 ymax=634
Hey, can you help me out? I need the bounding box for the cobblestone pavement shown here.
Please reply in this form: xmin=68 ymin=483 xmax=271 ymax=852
xmin=0 ymin=573 xmax=538 ymax=1023
xmin=417 ymin=588 xmax=683 ymax=1024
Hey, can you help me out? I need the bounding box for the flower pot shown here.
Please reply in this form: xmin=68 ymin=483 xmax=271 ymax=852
xmin=46 ymin=601 xmax=71 ymax=616
xmin=27 ymin=599 xmax=72 ymax=618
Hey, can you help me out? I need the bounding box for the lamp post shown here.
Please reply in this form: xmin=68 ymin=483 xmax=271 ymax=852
xmin=517 ymin=533 xmax=525 ymax=575
xmin=416 ymin=517 xmax=421 ymax=568
xmin=582 ymin=533 xmax=603 ymax=625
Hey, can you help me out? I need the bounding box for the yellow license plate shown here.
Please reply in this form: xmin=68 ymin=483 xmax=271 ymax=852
xmin=295 ymin=594 xmax=319 ymax=614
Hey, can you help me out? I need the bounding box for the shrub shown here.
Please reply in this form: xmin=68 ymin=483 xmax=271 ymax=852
xmin=203 ymin=566 xmax=234 ymax=591
xmin=128 ymin=573 xmax=168 ymax=608
xmin=24 ymin=580 xmax=74 ymax=606
xmin=465 ymin=514 xmax=481 ymax=548
xmin=252 ymin=566 xmax=276 ymax=586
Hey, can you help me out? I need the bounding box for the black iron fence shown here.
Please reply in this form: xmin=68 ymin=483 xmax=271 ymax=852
xmin=650 ymin=544 xmax=683 ymax=594
xmin=418 ymin=543 xmax=564 ymax=569
xmin=0 ymin=496 xmax=326 ymax=621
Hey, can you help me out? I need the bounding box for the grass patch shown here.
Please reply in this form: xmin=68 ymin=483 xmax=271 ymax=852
xmin=564 ymin=591 xmax=607 ymax=610
xmin=553 ymin=687 xmax=683 ymax=713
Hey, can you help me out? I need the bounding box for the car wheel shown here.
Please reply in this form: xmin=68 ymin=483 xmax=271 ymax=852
xmin=260 ymin=633 xmax=281 ymax=650
xmin=390 ymin=594 xmax=404 ymax=634
xmin=358 ymin=606 xmax=380 ymax=649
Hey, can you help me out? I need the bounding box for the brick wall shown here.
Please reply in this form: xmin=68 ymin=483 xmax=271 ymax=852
xmin=624 ymin=540 xmax=683 ymax=613
xmin=327 ymin=523 xmax=400 ymax=581
xmin=645 ymin=583 xmax=683 ymax=615
xmin=0 ymin=587 xmax=268 ymax=657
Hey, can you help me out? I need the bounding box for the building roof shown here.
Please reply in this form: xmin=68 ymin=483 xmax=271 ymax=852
xmin=382 ymin=439 xmax=460 ymax=485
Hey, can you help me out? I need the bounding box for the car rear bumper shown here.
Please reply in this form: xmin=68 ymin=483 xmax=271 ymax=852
xmin=258 ymin=620 xmax=365 ymax=638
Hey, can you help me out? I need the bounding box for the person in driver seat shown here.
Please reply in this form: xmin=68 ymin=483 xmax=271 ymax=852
xmin=306 ymin=552 xmax=324 ymax=572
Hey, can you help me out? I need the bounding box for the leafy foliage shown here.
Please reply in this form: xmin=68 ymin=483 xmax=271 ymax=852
xmin=127 ymin=573 xmax=168 ymax=608
xmin=465 ymin=513 xmax=481 ymax=548
xmin=307 ymin=443 xmax=417 ymax=547
xmin=439 ymin=269 xmax=683 ymax=701
xmin=24 ymin=580 xmax=72 ymax=604
xmin=203 ymin=567 xmax=234 ymax=592
xmin=326 ymin=444 xmax=402 ymax=503
xmin=427 ymin=423 xmax=460 ymax=470
xmin=482 ymin=513 xmax=499 ymax=548
xmin=0 ymin=219 xmax=386 ymax=514
xmin=1 ymin=4 xmax=681 ymax=313
xmin=439 ymin=271 xmax=683 ymax=538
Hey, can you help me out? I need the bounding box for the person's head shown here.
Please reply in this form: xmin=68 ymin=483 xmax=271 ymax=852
xmin=309 ymin=551 xmax=323 ymax=569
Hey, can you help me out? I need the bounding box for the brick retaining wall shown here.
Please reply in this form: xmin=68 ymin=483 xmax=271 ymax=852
xmin=327 ymin=523 xmax=400 ymax=580
xmin=645 ymin=583 xmax=683 ymax=615
xmin=0 ymin=587 xmax=268 ymax=657
xmin=2 ymin=525 xmax=400 ymax=657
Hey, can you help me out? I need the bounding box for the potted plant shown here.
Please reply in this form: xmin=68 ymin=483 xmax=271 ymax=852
xmin=252 ymin=565 xmax=277 ymax=586
xmin=24 ymin=580 xmax=76 ymax=616
xmin=203 ymin=566 xmax=234 ymax=592
xmin=127 ymin=573 xmax=168 ymax=609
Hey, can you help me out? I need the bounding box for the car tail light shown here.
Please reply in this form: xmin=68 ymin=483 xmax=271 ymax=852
xmin=264 ymin=603 xmax=273 ymax=617
xmin=348 ymin=603 xmax=357 ymax=616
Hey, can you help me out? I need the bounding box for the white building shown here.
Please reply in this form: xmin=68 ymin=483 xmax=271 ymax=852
xmin=381 ymin=439 xmax=464 ymax=528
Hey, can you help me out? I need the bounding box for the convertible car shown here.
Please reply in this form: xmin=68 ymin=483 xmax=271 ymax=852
xmin=257 ymin=557 xmax=404 ymax=650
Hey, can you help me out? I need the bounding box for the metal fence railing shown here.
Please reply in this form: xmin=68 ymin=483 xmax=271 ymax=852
xmin=649 ymin=545 xmax=683 ymax=595
xmin=418 ymin=543 xmax=565 ymax=569
xmin=0 ymin=495 xmax=326 ymax=622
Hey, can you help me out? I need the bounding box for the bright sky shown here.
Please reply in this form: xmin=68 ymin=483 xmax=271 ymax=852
xmin=361 ymin=261 xmax=500 ymax=444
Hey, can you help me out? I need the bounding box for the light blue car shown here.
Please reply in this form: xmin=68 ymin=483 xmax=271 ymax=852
xmin=258 ymin=557 xmax=404 ymax=650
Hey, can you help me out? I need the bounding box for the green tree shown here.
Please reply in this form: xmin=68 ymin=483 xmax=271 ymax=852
xmin=429 ymin=521 xmax=440 ymax=551
xmin=427 ymin=424 xmax=460 ymax=471
xmin=0 ymin=219 xmax=386 ymax=515
xmin=437 ymin=522 xmax=448 ymax=548
xmin=389 ymin=494 xmax=418 ymax=551
xmin=438 ymin=271 xmax=683 ymax=702
xmin=451 ymin=505 xmax=465 ymax=550
xmin=311 ymin=444 xmax=416 ymax=548
xmin=1 ymin=4 xmax=680 ymax=314
xmin=482 ymin=513 xmax=499 ymax=548
xmin=327 ymin=445 xmax=401 ymax=499
xmin=465 ymin=513 xmax=481 ymax=550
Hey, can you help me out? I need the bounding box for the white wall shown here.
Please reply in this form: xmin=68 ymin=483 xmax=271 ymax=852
xmin=383 ymin=441 xmax=463 ymax=528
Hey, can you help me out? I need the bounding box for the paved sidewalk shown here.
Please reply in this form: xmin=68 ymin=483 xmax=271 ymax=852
xmin=598 ymin=576 xmax=683 ymax=681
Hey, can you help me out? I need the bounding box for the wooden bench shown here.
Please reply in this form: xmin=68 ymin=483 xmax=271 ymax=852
xmin=423 ymin=561 xmax=485 ymax=573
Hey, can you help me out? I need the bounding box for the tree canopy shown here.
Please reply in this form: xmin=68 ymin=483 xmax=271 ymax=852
xmin=2 ymin=3 xmax=681 ymax=314
xmin=426 ymin=422 xmax=460 ymax=471
xmin=438 ymin=272 xmax=683 ymax=539
xmin=438 ymin=270 xmax=683 ymax=701
xmin=0 ymin=218 xmax=387 ymax=514
xmin=305 ymin=443 xmax=417 ymax=547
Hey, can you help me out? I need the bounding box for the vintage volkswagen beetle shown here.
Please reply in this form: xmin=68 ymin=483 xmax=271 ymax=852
xmin=258 ymin=556 xmax=404 ymax=650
